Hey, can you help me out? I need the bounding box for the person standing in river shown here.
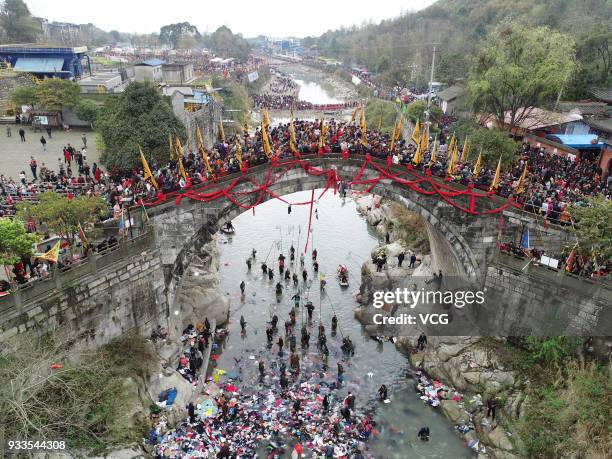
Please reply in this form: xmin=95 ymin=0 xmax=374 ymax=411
xmin=240 ymin=281 xmax=245 ymax=294
xmin=378 ymin=384 xmax=388 ymax=401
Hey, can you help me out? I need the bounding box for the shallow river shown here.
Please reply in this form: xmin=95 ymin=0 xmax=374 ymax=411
xmin=213 ymin=190 xmax=473 ymax=458
xmin=294 ymin=79 xmax=343 ymax=105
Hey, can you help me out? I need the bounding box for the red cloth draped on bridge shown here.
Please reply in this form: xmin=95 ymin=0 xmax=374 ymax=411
xmin=142 ymin=155 xmax=520 ymax=216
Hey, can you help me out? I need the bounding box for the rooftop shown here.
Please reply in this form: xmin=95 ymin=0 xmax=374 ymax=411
xmin=590 ymin=87 xmax=612 ymax=104
xmin=13 ymin=57 xmax=67 ymax=73
xmin=557 ymin=101 xmax=610 ymax=116
xmin=585 ymin=117 xmax=612 ymax=136
xmin=78 ymin=73 xmax=121 ymax=85
xmin=503 ymin=107 xmax=583 ymax=130
xmin=0 ymin=44 xmax=87 ymax=53
xmin=136 ymin=58 xmax=165 ymax=67
xmin=544 ymin=134 xmax=604 ymax=149
xmin=437 ymin=84 xmax=467 ymax=102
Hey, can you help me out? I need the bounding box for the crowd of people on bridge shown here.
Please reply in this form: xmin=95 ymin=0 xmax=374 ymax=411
xmin=1 ymin=114 xmax=609 ymax=285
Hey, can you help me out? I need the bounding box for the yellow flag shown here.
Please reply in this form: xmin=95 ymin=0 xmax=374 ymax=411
xmin=168 ymin=134 xmax=174 ymax=161
xmin=396 ymin=115 xmax=403 ymax=137
xmin=460 ymin=137 xmax=469 ymax=162
xmin=261 ymin=121 xmax=272 ymax=158
xmin=411 ymin=118 xmax=420 ymax=144
xmin=243 ymin=112 xmax=248 ymax=135
xmin=196 ymin=126 xmax=212 ymax=173
xmin=350 ymin=106 xmax=359 ymax=124
xmin=289 ymin=105 xmax=298 ymax=155
xmin=318 ymin=112 xmax=325 ymax=149
xmin=514 ymin=165 xmax=528 ymax=193
xmin=35 ymin=240 xmax=60 ymax=263
xmin=390 ymin=119 xmax=398 ymax=151
xmin=139 ymin=146 xmax=158 ymax=189
xmin=360 ymin=106 xmax=368 ymax=148
xmin=489 ymin=156 xmax=502 ymax=191
xmin=473 ymin=151 xmax=482 ymax=178
xmin=178 ymin=156 xmax=187 ymax=180
xmin=448 ymin=132 xmax=456 ymax=153
xmin=420 ymin=129 xmax=429 ymax=152
xmin=446 ymin=145 xmax=457 ymax=175
xmin=219 ymin=121 xmax=225 ymax=143
xmin=430 ymin=136 xmax=437 ymax=164
xmin=175 ymin=136 xmax=184 ymax=158
xmin=174 ymin=137 xmax=187 ymax=179
xmin=263 ymin=109 xmax=270 ymax=130
xmin=378 ymin=110 xmax=383 ymax=131
xmin=413 ymin=136 xmax=423 ymax=165
xmin=235 ymin=139 xmax=243 ymax=168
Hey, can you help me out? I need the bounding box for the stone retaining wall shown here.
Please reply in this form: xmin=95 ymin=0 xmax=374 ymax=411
xmin=0 ymin=233 xmax=168 ymax=348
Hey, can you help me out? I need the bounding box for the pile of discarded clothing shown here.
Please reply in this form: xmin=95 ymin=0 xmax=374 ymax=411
xmin=414 ymin=369 xmax=486 ymax=454
xmin=151 ymin=341 xmax=378 ymax=457
xmin=414 ymin=369 xmax=460 ymax=408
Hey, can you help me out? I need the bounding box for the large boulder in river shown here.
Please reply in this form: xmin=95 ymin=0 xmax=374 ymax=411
xmin=440 ymin=399 xmax=470 ymax=424
xmin=366 ymin=207 xmax=385 ymax=226
xmin=169 ymin=242 xmax=230 ymax=337
xmin=147 ymin=367 xmax=196 ymax=425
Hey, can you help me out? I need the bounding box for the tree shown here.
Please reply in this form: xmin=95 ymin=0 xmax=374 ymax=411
xmin=204 ymin=26 xmax=251 ymax=61
xmin=365 ymin=99 xmax=397 ymax=134
xmin=469 ymin=23 xmax=576 ymax=132
xmin=74 ymin=99 xmax=100 ymax=125
xmin=406 ymin=100 xmax=442 ymax=126
xmin=449 ymin=119 xmax=517 ymax=167
xmin=176 ymin=33 xmax=197 ymax=50
xmin=0 ymin=0 xmax=40 ymax=43
xmin=10 ymin=79 xmax=81 ymax=112
xmin=0 ymin=218 xmax=38 ymax=265
xmin=34 ymin=79 xmax=81 ymax=111
xmin=10 ymin=85 xmax=37 ymax=106
xmin=211 ymin=76 xmax=250 ymax=136
xmin=16 ymin=192 xmax=107 ymax=248
xmin=159 ymin=22 xmax=200 ymax=49
xmin=436 ymin=52 xmax=471 ymax=85
xmin=570 ymin=196 xmax=612 ymax=262
xmin=95 ymin=81 xmax=187 ymax=169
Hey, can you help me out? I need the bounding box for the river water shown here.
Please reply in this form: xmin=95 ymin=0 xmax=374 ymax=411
xmin=213 ymin=190 xmax=473 ymax=458
xmin=295 ymin=79 xmax=343 ymax=105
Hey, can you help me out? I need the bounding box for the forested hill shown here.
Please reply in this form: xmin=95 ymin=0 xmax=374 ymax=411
xmin=307 ymin=0 xmax=611 ymax=99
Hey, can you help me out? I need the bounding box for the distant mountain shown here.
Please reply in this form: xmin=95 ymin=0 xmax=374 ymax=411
xmin=309 ymin=0 xmax=611 ymax=99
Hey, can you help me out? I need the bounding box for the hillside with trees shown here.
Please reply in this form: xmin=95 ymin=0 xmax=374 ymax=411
xmin=309 ymin=0 xmax=611 ymax=99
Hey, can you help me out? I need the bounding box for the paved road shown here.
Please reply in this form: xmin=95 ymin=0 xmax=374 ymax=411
xmin=0 ymin=124 xmax=101 ymax=180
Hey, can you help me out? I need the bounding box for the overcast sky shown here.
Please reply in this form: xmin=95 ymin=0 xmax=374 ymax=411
xmin=25 ymin=0 xmax=437 ymax=38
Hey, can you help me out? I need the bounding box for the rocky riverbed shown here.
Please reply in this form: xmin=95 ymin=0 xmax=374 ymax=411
xmin=353 ymin=194 xmax=520 ymax=458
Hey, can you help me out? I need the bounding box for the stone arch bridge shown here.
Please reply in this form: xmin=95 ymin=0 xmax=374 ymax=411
xmin=147 ymin=156 xmax=527 ymax=297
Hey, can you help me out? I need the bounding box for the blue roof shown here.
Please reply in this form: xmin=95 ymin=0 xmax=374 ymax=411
xmin=545 ymin=134 xmax=604 ymax=149
xmin=13 ymin=57 xmax=66 ymax=73
xmin=138 ymin=58 xmax=165 ymax=66
xmin=185 ymin=91 xmax=211 ymax=105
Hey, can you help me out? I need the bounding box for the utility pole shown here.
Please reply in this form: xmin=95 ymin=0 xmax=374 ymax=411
xmin=425 ymin=43 xmax=439 ymax=141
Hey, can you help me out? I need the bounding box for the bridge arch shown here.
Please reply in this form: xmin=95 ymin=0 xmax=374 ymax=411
xmin=147 ymin=157 xmax=501 ymax=306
